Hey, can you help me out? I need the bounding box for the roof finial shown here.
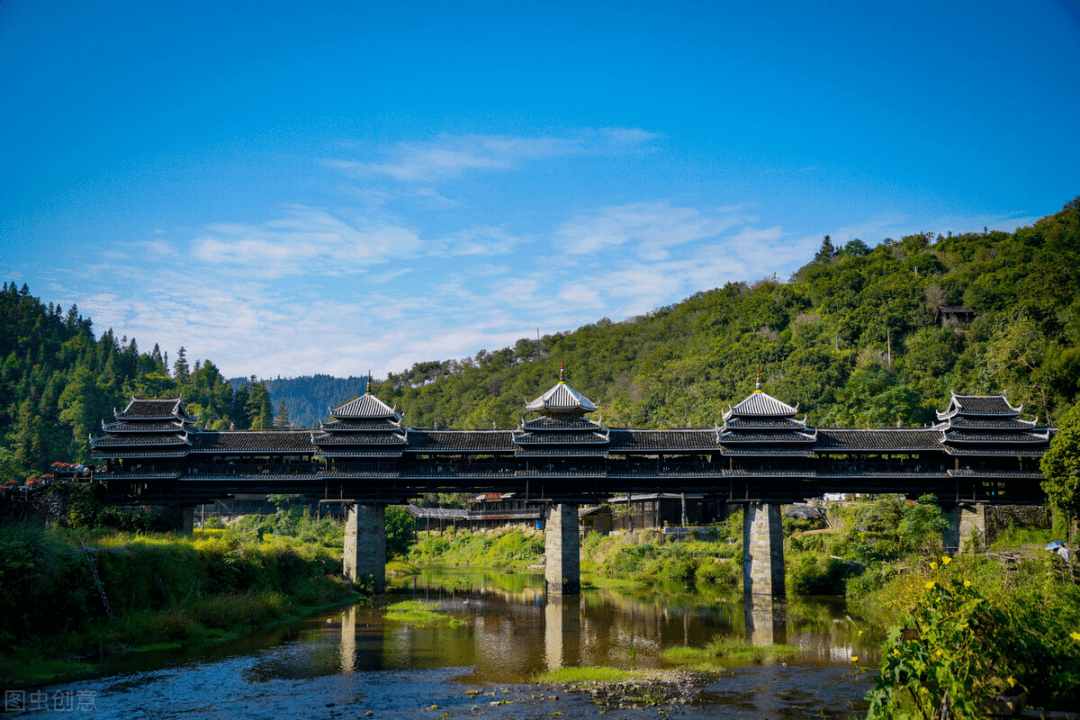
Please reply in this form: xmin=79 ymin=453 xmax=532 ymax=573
xmin=558 ymin=361 xmax=565 ymax=384
xmin=755 ymin=367 xmax=762 ymax=393
xmin=365 ymin=370 xmax=373 ymax=395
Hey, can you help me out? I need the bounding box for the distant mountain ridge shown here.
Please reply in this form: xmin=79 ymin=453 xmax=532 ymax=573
xmin=228 ymin=375 xmax=367 ymax=429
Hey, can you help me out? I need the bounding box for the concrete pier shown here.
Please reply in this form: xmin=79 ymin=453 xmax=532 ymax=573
xmin=545 ymin=503 xmax=580 ymax=595
xmin=943 ymin=503 xmax=985 ymax=555
xmin=743 ymin=503 xmax=785 ymax=597
xmin=344 ymin=503 xmax=387 ymax=592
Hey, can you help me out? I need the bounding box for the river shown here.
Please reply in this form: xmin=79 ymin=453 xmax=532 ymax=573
xmin=12 ymin=568 xmax=880 ymax=718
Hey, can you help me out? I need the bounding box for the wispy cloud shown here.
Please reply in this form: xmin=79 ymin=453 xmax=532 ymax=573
xmin=326 ymin=128 xmax=659 ymax=183
xmin=192 ymin=206 xmax=423 ymax=278
xmin=556 ymin=202 xmax=748 ymax=259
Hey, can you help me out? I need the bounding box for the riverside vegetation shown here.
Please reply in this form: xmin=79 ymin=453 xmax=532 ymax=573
xmin=0 ymin=491 xmax=361 ymax=687
xmin=402 ymin=494 xmax=1080 ymax=717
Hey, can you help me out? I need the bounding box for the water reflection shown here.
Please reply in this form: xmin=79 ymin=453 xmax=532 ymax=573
xmin=544 ymin=594 xmax=580 ymax=670
xmin=744 ymin=596 xmax=787 ymax=646
xmin=33 ymin=569 xmax=879 ymax=720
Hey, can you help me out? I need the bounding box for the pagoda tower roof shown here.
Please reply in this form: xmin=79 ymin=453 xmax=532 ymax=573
xmin=723 ymin=390 xmax=799 ymax=420
xmin=329 ymin=392 xmax=401 ymax=421
xmin=524 ymin=367 xmax=598 ymax=416
xmin=936 ymin=392 xmax=1023 ymax=420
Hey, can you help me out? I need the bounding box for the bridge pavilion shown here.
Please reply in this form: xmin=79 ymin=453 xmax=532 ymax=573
xmin=90 ymin=372 xmax=1051 ymax=596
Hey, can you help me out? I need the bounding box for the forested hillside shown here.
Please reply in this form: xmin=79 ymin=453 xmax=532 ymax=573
xmin=3 ymin=198 xmax=1078 ymax=482
xmin=228 ymin=375 xmax=368 ymax=429
xmin=371 ymin=198 xmax=1080 ymax=431
xmin=0 ymin=291 xmax=274 ymax=481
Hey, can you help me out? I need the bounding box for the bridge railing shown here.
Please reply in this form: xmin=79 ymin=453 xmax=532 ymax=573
xmin=188 ymin=463 xmax=322 ymax=476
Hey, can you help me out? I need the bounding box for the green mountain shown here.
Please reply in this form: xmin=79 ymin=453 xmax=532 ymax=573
xmin=228 ymin=375 xmax=368 ymax=429
xmin=2 ymin=197 xmax=1078 ymax=482
xmin=370 ymin=198 xmax=1080 ymax=431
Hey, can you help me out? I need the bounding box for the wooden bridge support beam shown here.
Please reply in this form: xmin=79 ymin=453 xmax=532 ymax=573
xmin=545 ymin=503 xmax=580 ymax=595
xmin=344 ymin=503 xmax=386 ymax=592
xmin=743 ymin=503 xmax=785 ymax=597
xmin=943 ymin=503 xmax=985 ymax=555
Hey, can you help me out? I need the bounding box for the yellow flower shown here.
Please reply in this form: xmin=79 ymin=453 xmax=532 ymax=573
xmin=851 ymin=656 xmax=859 ymax=663
xmin=1071 ymin=632 xmax=1080 ymax=642
xmin=858 ymin=630 xmax=864 ymax=636
xmin=926 ymin=581 xmax=936 ymax=589
xmin=941 ymin=556 xmax=952 ymax=566
xmin=964 ymin=580 xmax=972 ymax=588
xmin=930 ymin=562 xmax=938 ymax=570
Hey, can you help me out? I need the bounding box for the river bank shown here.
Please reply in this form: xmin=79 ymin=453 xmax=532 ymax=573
xmin=0 ymin=520 xmax=362 ymax=688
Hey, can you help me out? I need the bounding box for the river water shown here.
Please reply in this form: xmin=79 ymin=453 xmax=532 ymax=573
xmin=14 ymin=569 xmax=880 ymax=719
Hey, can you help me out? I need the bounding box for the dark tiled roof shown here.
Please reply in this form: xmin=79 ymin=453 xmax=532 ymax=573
xmin=321 ymin=419 xmax=403 ymax=431
xmin=330 ymin=394 xmax=400 ymax=420
xmin=940 ymin=417 xmax=1036 ymax=430
xmin=525 ymin=381 xmax=599 ymax=414
xmin=944 ymin=448 xmax=1047 ymax=457
xmin=116 ymin=398 xmax=188 ymax=419
xmin=725 ymin=391 xmax=798 ymax=418
xmin=515 ymin=431 xmax=609 ymax=444
xmin=720 ymin=447 xmax=816 ymax=457
xmin=312 ymin=431 xmax=408 ymax=445
xmin=607 ymin=429 xmax=719 ymax=452
xmin=90 ymin=449 xmax=190 ymax=459
xmin=722 ymin=418 xmax=807 ymax=430
xmin=939 ymin=393 xmax=1021 ymax=418
xmin=318 ymin=449 xmax=404 ymax=458
xmin=719 ymin=430 xmax=816 ymax=443
xmin=943 ymin=431 xmax=1050 ymax=443
xmin=815 ymin=429 xmax=942 ymax=451
xmin=521 ymin=416 xmax=604 ymax=430
xmin=516 ymin=448 xmax=609 ymax=457
xmin=192 ymin=431 xmax=317 ymax=454
xmin=404 ymin=430 xmax=517 ymax=452
xmin=90 ymin=434 xmax=190 ymax=447
xmin=102 ymin=420 xmax=190 ymax=433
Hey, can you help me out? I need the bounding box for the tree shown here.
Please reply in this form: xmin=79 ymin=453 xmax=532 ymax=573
xmin=274 ymin=399 xmax=291 ymax=428
xmin=173 ymin=346 xmax=189 ymax=381
xmin=814 ymin=234 xmax=837 ymax=263
xmin=1042 ymin=400 xmax=1080 ymax=537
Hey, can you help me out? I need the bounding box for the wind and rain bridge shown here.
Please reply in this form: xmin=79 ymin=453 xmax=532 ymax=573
xmin=89 ymin=370 xmax=1051 ymax=598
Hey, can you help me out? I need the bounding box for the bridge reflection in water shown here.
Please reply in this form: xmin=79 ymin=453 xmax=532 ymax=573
xmin=544 ymin=594 xmax=581 ymax=670
xmin=744 ymin=596 xmax=787 ymax=647
xmin=325 ymin=570 xmax=877 ymax=679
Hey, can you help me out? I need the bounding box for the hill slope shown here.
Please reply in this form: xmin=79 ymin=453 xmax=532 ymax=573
xmin=370 ymin=198 xmax=1080 ymax=431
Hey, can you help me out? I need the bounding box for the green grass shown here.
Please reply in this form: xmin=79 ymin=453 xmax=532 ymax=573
xmin=533 ymin=666 xmax=639 ymax=684
xmin=989 ymin=525 xmax=1055 ymax=550
xmin=386 ymin=560 xmax=419 ymax=576
xmin=383 ymin=600 xmax=464 ymax=627
xmin=661 ymin=636 xmax=800 ymax=665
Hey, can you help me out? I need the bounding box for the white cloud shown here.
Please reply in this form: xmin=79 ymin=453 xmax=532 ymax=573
xmin=192 ymin=207 xmax=422 ymax=278
xmin=556 ymin=202 xmax=746 ymax=259
xmin=327 ymin=128 xmax=659 ymax=183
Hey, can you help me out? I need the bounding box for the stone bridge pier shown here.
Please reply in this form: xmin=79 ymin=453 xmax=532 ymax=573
xmin=743 ymin=503 xmax=785 ymax=597
xmin=545 ymin=503 xmax=581 ymax=595
xmin=343 ymin=503 xmax=387 ymax=592
xmin=943 ymin=503 xmax=986 ymax=555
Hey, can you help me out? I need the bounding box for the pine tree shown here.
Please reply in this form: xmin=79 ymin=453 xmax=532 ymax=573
xmin=814 ymin=234 xmax=837 ymax=263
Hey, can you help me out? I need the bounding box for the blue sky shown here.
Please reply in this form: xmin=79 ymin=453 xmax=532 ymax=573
xmin=3 ymin=1 xmax=1079 ymax=380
